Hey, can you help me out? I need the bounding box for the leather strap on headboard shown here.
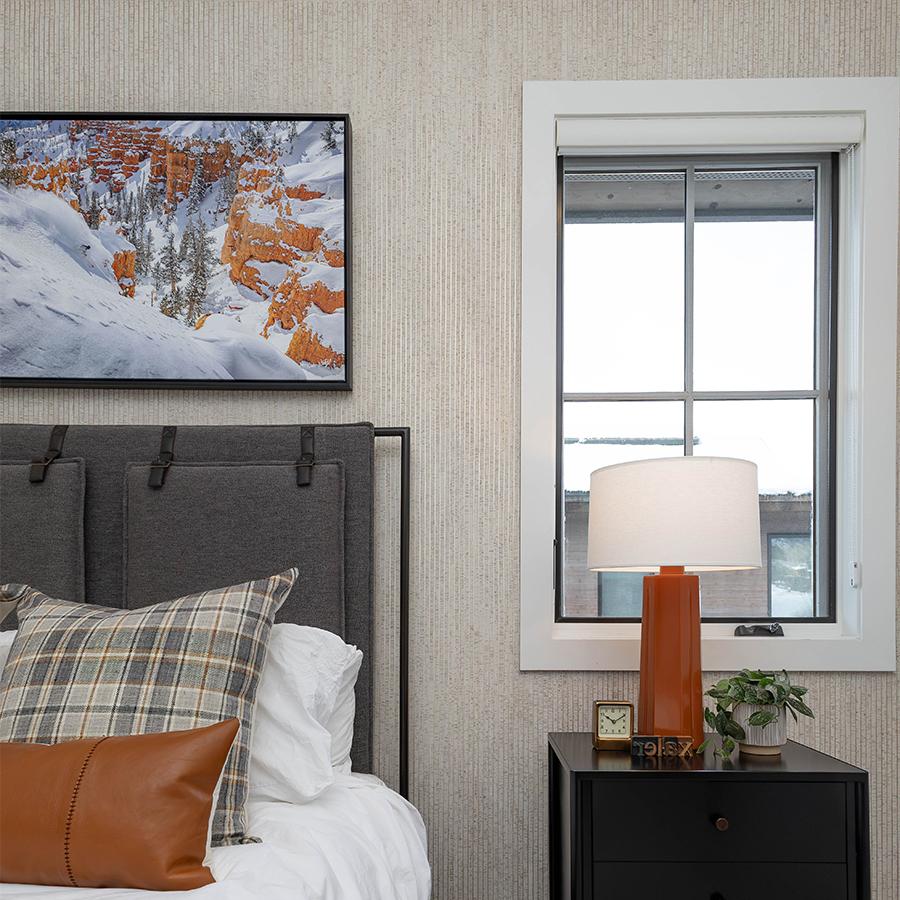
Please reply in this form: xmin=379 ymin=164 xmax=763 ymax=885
xmin=28 ymin=424 xmax=68 ymax=484
xmin=148 ymin=426 xmax=177 ymax=489
xmin=297 ymin=425 xmax=315 ymax=487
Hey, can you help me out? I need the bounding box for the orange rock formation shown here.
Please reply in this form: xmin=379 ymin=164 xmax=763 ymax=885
xmin=286 ymin=326 xmax=346 ymax=369
xmin=73 ymin=120 xmax=164 ymax=192
xmin=20 ymin=157 xmax=81 ymax=210
xmin=285 ymin=183 xmax=325 ymax=201
xmin=218 ymin=157 xmax=346 ymax=370
xmin=111 ymin=249 xmax=136 ymax=298
xmin=68 ymin=120 xmax=236 ymax=205
xmin=149 ymin=138 xmax=235 ymax=206
xmin=258 ymin=271 xmax=344 ymax=369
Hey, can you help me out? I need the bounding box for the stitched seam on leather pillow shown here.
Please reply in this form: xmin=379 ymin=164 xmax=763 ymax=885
xmin=64 ymin=737 xmax=108 ymax=887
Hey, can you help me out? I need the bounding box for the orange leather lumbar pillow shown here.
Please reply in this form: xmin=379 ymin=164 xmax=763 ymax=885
xmin=0 ymin=718 xmax=239 ymax=891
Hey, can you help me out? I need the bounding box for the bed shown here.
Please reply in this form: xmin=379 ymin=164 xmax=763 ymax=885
xmin=0 ymin=423 xmax=427 ymax=899
xmin=5 ymin=778 xmax=429 ymax=900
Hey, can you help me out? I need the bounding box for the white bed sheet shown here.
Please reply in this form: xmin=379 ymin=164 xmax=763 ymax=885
xmin=1 ymin=774 xmax=430 ymax=900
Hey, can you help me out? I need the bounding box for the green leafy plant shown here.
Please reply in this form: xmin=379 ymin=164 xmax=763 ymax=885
xmin=698 ymin=669 xmax=814 ymax=760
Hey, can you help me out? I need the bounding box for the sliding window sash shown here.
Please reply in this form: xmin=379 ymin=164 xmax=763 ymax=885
xmin=556 ymin=154 xmax=835 ymax=624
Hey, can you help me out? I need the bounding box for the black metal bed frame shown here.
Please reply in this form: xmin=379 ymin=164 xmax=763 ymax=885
xmin=373 ymin=427 xmax=410 ymax=798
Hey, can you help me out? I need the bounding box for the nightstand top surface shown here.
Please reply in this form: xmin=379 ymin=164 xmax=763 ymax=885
xmin=548 ymin=732 xmax=867 ymax=778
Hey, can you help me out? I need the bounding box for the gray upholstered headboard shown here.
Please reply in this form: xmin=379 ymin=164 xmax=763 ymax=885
xmin=0 ymin=423 xmax=375 ymax=773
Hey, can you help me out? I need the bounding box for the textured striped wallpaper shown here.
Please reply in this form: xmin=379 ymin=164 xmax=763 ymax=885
xmin=1 ymin=2 xmax=898 ymax=897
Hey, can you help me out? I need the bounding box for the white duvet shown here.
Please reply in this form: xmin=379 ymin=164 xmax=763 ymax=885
xmin=1 ymin=774 xmax=430 ymax=900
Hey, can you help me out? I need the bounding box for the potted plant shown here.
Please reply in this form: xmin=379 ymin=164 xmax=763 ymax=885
xmin=698 ymin=669 xmax=814 ymax=759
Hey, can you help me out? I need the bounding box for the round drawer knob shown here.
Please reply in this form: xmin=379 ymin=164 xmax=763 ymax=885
xmin=714 ymin=816 xmax=729 ymax=832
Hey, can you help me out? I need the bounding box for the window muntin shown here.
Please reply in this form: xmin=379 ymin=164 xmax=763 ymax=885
xmin=559 ymin=155 xmax=834 ymax=623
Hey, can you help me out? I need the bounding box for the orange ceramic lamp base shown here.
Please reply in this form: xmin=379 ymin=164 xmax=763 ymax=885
xmin=637 ymin=566 xmax=704 ymax=748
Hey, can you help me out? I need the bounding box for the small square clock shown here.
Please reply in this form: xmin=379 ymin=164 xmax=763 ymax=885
xmin=592 ymin=700 xmax=634 ymax=751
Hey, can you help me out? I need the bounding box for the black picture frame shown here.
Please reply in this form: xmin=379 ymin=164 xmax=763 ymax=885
xmin=0 ymin=112 xmax=352 ymax=391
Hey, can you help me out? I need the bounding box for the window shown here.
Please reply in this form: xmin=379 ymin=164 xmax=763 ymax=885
xmin=559 ymin=156 xmax=834 ymax=623
xmin=520 ymin=78 xmax=898 ymax=672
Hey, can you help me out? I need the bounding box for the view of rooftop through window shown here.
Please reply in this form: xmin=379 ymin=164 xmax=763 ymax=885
xmin=559 ymin=158 xmax=832 ymax=622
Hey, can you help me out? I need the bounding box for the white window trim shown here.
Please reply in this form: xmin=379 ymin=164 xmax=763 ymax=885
xmin=520 ymin=77 xmax=899 ymax=672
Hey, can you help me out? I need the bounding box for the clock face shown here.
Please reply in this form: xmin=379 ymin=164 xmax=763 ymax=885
xmin=596 ymin=704 xmax=631 ymax=738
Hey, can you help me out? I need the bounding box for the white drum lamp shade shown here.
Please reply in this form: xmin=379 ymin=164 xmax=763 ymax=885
xmin=587 ymin=456 xmax=762 ymax=572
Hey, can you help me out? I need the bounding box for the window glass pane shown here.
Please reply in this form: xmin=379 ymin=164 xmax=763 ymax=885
xmin=693 ymin=168 xmax=816 ymax=391
xmin=562 ymin=401 xmax=684 ymax=618
xmin=768 ymin=534 xmax=814 ymax=617
xmin=597 ymin=572 xmax=643 ymax=618
xmin=694 ymin=399 xmax=815 ymax=618
xmin=563 ymin=172 xmax=684 ymax=392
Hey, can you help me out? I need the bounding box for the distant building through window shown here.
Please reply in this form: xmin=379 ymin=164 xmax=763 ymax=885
xmin=557 ymin=156 xmax=835 ymax=622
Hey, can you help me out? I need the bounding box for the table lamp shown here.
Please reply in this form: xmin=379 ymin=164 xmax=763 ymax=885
xmin=587 ymin=456 xmax=761 ymax=747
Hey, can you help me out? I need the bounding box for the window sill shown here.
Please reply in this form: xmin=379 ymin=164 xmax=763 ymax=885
xmin=518 ymin=620 xmax=893 ymax=672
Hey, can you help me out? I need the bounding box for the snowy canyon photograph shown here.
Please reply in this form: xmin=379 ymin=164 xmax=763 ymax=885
xmin=0 ymin=115 xmax=349 ymax=386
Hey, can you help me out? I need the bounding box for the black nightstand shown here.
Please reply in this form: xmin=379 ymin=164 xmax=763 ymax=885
xmin=549 ymin=732 xmax=869 ymax=900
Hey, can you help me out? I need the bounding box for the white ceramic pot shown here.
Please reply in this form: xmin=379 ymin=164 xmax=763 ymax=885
xmin=732 ymin=702 xmax=787 ymax=756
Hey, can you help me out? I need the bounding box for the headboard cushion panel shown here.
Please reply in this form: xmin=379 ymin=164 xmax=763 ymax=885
xmin=124 ymin=460 xmax=346 ymax=634
xmin=0 ymin=423 xmax=375 ymax=771
xmin=0 ymin=459 xmax=86 ymax=622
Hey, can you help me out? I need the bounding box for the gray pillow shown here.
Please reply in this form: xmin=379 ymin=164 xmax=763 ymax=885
xmin=0 ymin=570 xmax=295 ymax=846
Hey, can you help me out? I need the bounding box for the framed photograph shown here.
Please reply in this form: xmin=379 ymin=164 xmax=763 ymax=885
xmin=0 ymin=113 xmax=351 ymax=389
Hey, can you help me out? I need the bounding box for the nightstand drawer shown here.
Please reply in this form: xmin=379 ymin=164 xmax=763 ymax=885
xmin=591 ymin=780 xmax=846 ymax=862
xmin=592 ymin=862 xmax=848 ymax=900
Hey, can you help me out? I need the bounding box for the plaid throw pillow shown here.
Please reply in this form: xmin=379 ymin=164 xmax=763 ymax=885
xmin=0 ymin=570 xmax=296 ymax=846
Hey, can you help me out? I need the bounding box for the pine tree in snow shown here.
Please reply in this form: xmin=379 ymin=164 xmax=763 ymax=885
xmin=67 ymin=170 xmax=83 ymax=198
xmin=144 ymin=229 xmax=154 ymax=272
xmin=243 ymin=125 xmax=264 ymax=153
xmin=0 ymin=136 xmax=22 ymax=188
xmin=133 ymin=228 xmax=145 ymax=276
xmin=187 ymin=156 xmax=207 ymax=215
xmin=322 ymin=120 xmax=343 ymax=153
xmin=183 ymin=219 xmax=216 ymax=326
xmin=159 ymin=230 xmax=182 ymax=294
xmin=217 ymin=164 xmax=238 ymax=213
xmin=132 ymin=192 xmax=145 ymax=239
xmin=150 ymin=260 xmax=165 ymax=306
xmin=178 ymin=227 xmax=192 ymax=262
xmin=86 ymin=192 xmax=101 ymax=230
xmin=144 ymin=180 xmax=160 ymax=215
xmin=135 ymin=226 xmax=153 ymax=278
xmin=321 ymin=121 xmax=337 ymax=152
xmin=160 ymin=284 xmax=184 ymax=319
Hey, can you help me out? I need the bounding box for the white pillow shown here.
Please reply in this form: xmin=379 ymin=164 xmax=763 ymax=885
xmin=0 ymin=624 xmax=363 ymax=801
xmin=325 ymin=647 xmax=362 ymax=774
xmin=249 ymin=623 xmax=362 ymax=802
xmin=0 ymin=630 xmax=12 ymax=671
